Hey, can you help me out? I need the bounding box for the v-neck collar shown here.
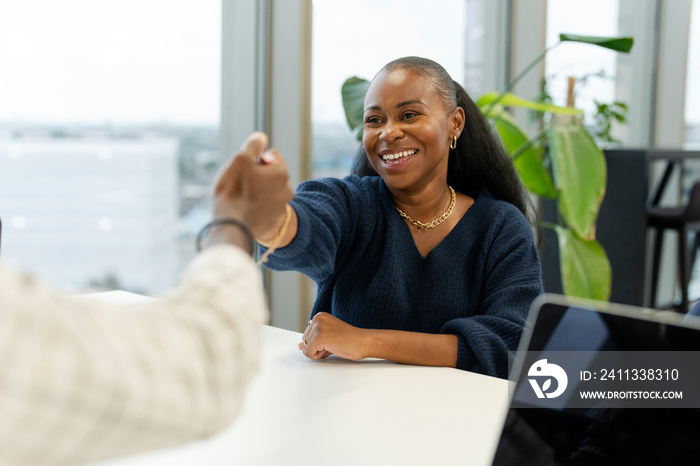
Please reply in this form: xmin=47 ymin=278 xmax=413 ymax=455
xmin=377 ymin=179 xmax=484 ymax=273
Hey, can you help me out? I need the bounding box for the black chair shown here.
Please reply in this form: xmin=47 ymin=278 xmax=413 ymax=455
xmin=648 ymin=181 xmax=700 ymax=312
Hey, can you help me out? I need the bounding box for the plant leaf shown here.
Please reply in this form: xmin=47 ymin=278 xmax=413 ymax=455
xmin=484 ymin=105 xmax=556 ymax=198
xmin=559 ymin=33 xmax=634 ymax=53
xmin=341 ymin=77 xmax=370 ymax=141
xmin=554 ymin=225 xmax=612 ymax=301
xmin=477 ymin=92 xmax=582 ymax=116
xmin=548 ymin=117 xmax=607 ymax=240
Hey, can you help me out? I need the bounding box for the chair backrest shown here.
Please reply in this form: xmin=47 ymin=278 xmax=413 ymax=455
xmin=686 ymin=182 xmax=700 ymax=222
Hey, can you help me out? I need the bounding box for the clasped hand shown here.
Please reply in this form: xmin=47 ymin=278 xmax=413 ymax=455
xmin=212 ymin=132 xmax=293 ymax=239
xmin=299 ymin=312 xmax=369 ymax=361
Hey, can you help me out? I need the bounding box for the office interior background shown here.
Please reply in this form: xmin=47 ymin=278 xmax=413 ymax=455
xmin=0 ymin=0 xmax=698 ymax=331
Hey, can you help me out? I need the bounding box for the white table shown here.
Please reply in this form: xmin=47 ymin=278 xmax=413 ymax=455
xmin=89 ymin=292 xmax=510 ymax=466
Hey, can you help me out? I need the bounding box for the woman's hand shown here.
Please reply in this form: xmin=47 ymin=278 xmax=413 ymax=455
xmin=298 ymin=313 xmax=459 ymax=367
xmin=298 ymin=312 xmax=369 ymax=361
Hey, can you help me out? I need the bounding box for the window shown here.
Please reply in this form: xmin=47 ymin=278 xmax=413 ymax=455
xmin=311 ymin=0 xmax=467 ymax=179
xmin=0 ymin=0 xmax=220 ymax=294
xmin=545 ymin=0 xmax=620 ymax=125
xmin=686 ymin=0 xmax=700 ymax=148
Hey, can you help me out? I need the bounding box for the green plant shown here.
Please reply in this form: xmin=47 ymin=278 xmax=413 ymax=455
xmin=591 ymin=100 xmax=629 ymax=146
xmin=340 ymin=34 xmax=634 ymax=301
xmin=536 ymin=69 xmax=629 ymax=146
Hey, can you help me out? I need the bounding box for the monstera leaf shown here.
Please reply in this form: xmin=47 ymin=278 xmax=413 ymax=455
xmin=554 ymin=225 xmax=612 ymax=301
xmin=341 ymin=76 xmax=370 ymax=141
xmin=559 ymin=33 xmax=634 ymax=53
xmin=477 ymin=92 xmax=582 ymax=116
xmin=480 ymin=104 xmax=556 ymax=198
xmin=548 ymin=116 xmax=607 ymax=241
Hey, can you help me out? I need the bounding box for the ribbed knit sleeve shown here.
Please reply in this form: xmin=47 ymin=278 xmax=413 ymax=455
xmin=439 ymin=202 xmax=543 ymax=378
xmin=261 ymin=176 xmax=376 ymax=283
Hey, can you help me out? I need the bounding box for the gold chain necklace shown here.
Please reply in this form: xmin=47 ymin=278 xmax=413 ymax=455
xmin=395 ymin=186 xmax=456 ymax=230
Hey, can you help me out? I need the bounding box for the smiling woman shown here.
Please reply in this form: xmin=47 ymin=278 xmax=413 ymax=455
xmin=257 ymin=57 xmax=544 ymax=379
xmin=310 ymin=0 xmax=467 ymax=179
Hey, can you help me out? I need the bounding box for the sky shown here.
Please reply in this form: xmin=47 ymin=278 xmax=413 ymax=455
xmin=0 ymin=0 xmax=697 ymax=127
xmin=0 ymin=0 xmax=220 ymax=126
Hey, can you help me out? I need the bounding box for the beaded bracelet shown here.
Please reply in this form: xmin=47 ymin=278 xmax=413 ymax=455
xmin=195 ymin=218 xmax=255 ymax=256
xmin=258 ymin=204 xmax=293 ymax=263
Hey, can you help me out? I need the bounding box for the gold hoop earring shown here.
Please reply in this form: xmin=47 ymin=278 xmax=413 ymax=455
xmin=449 ymin=136 xmax=457 ymax=150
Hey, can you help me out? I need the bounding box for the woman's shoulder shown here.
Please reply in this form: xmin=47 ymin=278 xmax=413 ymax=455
xmin=470 ymin=188 xmax=522 ymax=213
xmin=468 ymin=188 xmax=531 ymax=231
xmin=297 ymin=174 xmax=382 ymax=200
xmin=299 ymin=174 xmax=380 ymax=188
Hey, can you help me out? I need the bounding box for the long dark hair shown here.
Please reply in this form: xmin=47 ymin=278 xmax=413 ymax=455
xmin=352 ymin=56 xmax=535 ymax=225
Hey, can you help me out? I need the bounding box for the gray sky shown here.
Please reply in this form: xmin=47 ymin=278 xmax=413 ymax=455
xmin=0 ymin=0 xmax=220 ymax=125
xmin=0 ymin=0 xmax=697 ymax=126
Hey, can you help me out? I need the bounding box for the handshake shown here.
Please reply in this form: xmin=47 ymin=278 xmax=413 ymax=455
xmin=198 ymin=132 xmax=296 ymax=257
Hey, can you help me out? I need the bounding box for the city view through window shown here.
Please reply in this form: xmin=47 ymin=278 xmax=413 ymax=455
xmin=0 ymin=1 xmax=220 ymax=294
xmin=686 ymin=0 xmax=700 ymax=147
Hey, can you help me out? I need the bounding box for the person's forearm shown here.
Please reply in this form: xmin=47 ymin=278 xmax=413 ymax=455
xmin=363 ymin=329 xmax=459 ymax=367
xmin=202 ymin=219 xmax=255 ymax=253
xmin=0 ymin=247 xmax=265 ymax=465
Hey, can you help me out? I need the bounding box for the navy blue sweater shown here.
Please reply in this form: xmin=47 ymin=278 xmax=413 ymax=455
xmin=263 ymin=175 xmax=543 ymax=378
